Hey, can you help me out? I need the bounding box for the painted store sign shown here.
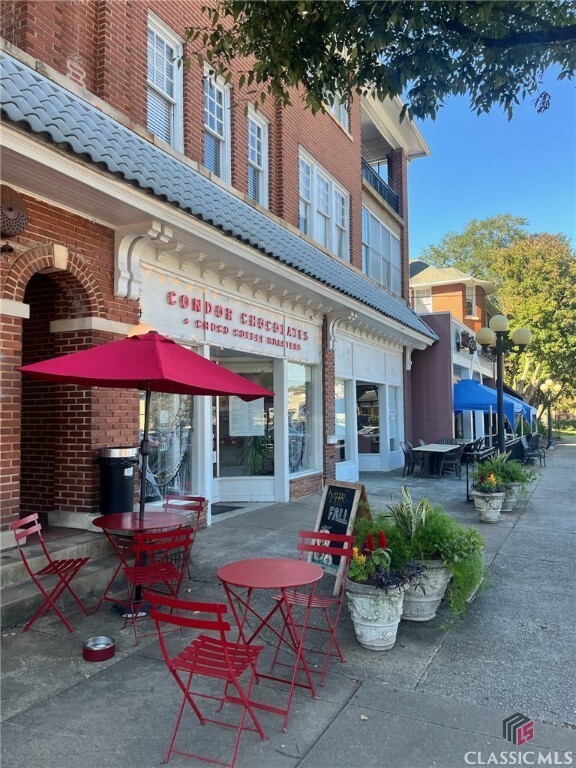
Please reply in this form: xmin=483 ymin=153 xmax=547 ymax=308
xmin=141 ymin=269 xmax=321 ymax=363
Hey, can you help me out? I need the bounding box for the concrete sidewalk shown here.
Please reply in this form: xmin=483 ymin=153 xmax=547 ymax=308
xmin=2 ymin=444 xmax=575 ymax=768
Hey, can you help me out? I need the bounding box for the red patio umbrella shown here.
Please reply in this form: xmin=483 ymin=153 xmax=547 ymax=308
xmin=20 ymin=331 xmax=274 ymax=521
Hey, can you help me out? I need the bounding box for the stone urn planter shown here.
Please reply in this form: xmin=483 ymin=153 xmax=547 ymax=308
xmin=471 ymin=490 xmax=505 ymax=523
xmin=402 ymin=560 xmax=451 ymax=622
xmin=501 ymin=482 xmax=522 ymax=512
xmin=346 ymin=580 xmax=405 ymax=651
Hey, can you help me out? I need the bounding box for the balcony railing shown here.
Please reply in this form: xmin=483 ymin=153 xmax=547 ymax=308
xmin=361 ymin=159 xmax=399 ymax=212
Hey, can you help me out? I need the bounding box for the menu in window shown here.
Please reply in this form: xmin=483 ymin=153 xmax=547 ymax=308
xmin=229 ymin=397 xmax=265 ymax=436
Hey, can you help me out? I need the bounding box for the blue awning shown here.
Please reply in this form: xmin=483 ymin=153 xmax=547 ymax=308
xmin=453 ymin=380 xmax=517 ymax=425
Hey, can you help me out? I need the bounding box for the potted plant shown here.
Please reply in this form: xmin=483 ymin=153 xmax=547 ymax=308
xmin=471 ymin=458 xmax=506 ymax=522
xmin=346 ymin=528 xmax=425 ymax=650
xmin=498 ymin=456 xmax=537 ymax=511
xmin=385 ymin=487 xmax=486 ymax=620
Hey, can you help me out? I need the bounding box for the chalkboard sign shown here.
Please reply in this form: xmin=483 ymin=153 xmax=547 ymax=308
xmin=313 ymin=481 xmax=364 ymax=594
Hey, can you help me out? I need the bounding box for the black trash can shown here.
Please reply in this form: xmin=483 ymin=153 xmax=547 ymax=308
xmin=99 ymin=447 xmax=139 ymax=514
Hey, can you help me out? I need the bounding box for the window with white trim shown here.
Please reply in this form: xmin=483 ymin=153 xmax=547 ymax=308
xmin=203 ymin=71 xmax=231 ymax=182
xmin=465 ymin=285 xmax=476 ymax=317
xmin=299 ymin=151 xmax=350 ymax=260
xmin=247 ymin=110 xmax=268 ymax=207
xmin=362 ymin=207 xmax=401 ymax=295
xmin=147 ymin=16 xmax=183 ymax=151
xmin=328 ymin=95 xmax=349 ymax=131
xmin=412 ymin=288 xmax=432 ymax=313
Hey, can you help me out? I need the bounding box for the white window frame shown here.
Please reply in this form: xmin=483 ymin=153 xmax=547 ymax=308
xmin=465 ymin=285 xmax=476 ymax=317
xmin=412 ymin=288 xmax=432 ymax=313
xmin=299 ymin=150 xmax=350 ymax=261
xmin=328 ymin=94 xmax=349 ymax=132
xmin=146 ymin=13 xmax=183 ymax=151
xmin=362 ymin=207 xmax=401 ymax=295
xmin=247 ymin=108 xmax=269 ymax=207
xmin=203 ymin=67 xmax=231 ymax=183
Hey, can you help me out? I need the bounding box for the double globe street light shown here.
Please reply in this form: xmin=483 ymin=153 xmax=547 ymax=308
xmin=540 ymin=379 xmax=562 ymax=449
xmin=475 ymin=315 xmax=532 ymax=454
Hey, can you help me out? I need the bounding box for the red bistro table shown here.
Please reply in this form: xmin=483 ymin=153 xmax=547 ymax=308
xmin=217 ymin=557 xmax=324 ymax=731
xmin=93 ymin=512 xmax=186 ymax=611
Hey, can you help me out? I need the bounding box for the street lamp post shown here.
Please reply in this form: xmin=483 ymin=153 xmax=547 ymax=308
xmin=540 ymin=379 xmax=562 ymax=449
xmin=475 ymin=316 xmax=532 ymax=455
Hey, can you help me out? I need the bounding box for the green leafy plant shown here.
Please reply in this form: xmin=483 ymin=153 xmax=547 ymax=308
xmin=357 ymin=487 xmax=487 ymax=618
xmin=472 ymin=453 xmax=507 ymax=493
xmin=497 ymin=457 xmax=537 ymax=492
xmin=349 ymin=529 xmax=425 ymax=594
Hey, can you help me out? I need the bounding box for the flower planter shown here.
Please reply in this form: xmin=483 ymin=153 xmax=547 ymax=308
xmin=346 ymin=580 xmax=404 ymax=651
xmin=402 ymin=559 xmax=451 ymax=622
xmin=471 ymin=490 xmax=504 ymax=523
xmin=501 ymin=482 xmax=522 ymax=512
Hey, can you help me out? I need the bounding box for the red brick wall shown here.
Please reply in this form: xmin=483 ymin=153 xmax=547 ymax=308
xmin=0 ymin=197 xmax=139 ymax=530
xmin=410 ymin=314 xmax=455 ymax=443
xmin=432 ymin=283 xmax=465 ymax=319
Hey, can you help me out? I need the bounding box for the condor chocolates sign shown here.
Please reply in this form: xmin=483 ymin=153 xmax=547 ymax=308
xmin=141 ymin=272 xmax=320 ymax=363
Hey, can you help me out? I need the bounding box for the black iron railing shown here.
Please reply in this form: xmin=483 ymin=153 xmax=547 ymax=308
xmin=361 ymin=159 xmax=399 ymax=212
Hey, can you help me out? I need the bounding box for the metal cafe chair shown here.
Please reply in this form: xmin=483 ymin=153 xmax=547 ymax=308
xmin=163 ymin=494 xmax=206 ymax=578
xmin=146 ymin=592 xmax=267 ymax=768
xmin=122 ymin=526 xmax=193 ymax=644
xmin=10 ymin=513 xmax=90 ymax=633
xmin=270 ymin=529 xmax=355 ymax=686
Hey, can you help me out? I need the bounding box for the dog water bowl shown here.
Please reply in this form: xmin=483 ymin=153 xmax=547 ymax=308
xmin=83 ymin=635 xmax=116 ymax=662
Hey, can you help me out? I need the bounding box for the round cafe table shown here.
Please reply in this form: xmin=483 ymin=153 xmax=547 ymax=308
xmin=93 ymin=512 xmax=186 ymax=611
xmin=217 ymin=557 xmax=323 ymax=731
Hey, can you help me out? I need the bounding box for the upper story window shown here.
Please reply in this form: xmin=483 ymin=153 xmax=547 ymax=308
xmin=247 ymin=109 xmax=269 ymax=207
xmin=203 ymin=70 xmax=231 ymax=182
xmin=412 ymin=287 xmax=432 ymax=313
xmin=362 ymin=207 xmax=401 ymax=295
xmin=465 ymin=285 xmax=476 ymax=317
xmin=328 ymin=95 xmax=349 ymax=132
xmin=299 ymin=151 xmax=350 ymax=260
xmin=147 ymin=15 xmax=183 ymax=151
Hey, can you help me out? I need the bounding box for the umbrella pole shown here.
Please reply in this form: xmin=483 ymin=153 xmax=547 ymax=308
xmin=133 ymin=389 xmax=152 ymax=608
xmin=139 ymin=388 xmax=152 ymax=524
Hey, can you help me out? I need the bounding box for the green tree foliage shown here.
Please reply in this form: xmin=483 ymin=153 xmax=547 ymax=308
xmin=421 ymin=217 xmax=576 ymax=403
xmin=186 ymin=1 xmax=576 ymax=120
xmin=495 ymin=233 xmax=576 ymax=405
xmin=420 ymin=214 xmax=529 ymax=279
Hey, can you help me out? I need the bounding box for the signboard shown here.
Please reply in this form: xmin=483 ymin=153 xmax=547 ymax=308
xmin=313 ymin=481 xmax=367 ymax=594
xmin=229 ymin=396 xmax=265 ymax=436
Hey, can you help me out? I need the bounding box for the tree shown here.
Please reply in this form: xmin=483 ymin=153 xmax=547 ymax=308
xmin=187 ymin=1 xmax=576 ymax=120
xmin=494 ymin=233 xmax=576 ymax=406
xmin=420 ymin=214 xmax=529 ymax=279
xmin=421 ymin=218 xmax=576 ymax=404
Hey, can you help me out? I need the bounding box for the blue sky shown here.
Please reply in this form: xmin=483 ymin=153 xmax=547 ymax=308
xmin=408 ymin=69 xmax=576 ymax=261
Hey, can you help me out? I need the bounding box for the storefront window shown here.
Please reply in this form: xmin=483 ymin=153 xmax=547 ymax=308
xmin=141 ymin=393 xmax=194 ymax=500
xmin=288 ymin=362 xmax=313 ymax=473
xmin=217 ymin=365 xmax=274 ymax=477
xmin=335 ymin=378 xmax=347 ymax=462
xmin=388 ymin=386 xmax=400 ymax=452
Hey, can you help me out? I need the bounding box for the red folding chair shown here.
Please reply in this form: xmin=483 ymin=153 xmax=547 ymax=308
xmin=10 ymin=513 xmax=90 ymax=633
xmin=146 ymin=592 xmax=267 ymax=768
xmin=271 ymin=529 xmax=355 ymax=685
xmin=163 ymin=494 xmax=206 ymax=579
xmin=122 ymin=526 xmax=193 ymax=644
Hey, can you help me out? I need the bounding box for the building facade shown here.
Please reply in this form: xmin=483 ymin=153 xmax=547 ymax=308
xmin=409 ymin=264 xmax=499 ymax=441
xmin=0 ymin=1 xmax=435 ymax=546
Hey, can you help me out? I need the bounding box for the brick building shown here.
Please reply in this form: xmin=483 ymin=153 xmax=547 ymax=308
xmin=0 ymin=1 xmax=436 ymax=547
xmin=409 ymin=263 xmax=499 ymax=441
